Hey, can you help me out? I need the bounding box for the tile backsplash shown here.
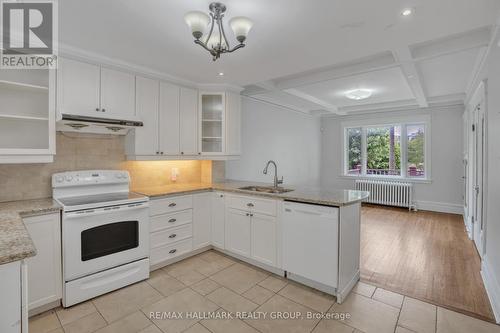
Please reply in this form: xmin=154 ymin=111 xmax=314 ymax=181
xmin=0 ymin=133 xmax=224 ymax=202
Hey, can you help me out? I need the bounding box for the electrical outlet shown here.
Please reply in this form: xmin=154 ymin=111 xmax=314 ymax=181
xmin=171 ymin=168 xmax=179 ymax=181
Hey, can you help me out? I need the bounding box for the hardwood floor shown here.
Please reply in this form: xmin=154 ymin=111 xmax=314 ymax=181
xmin=360 ymin=204 xmax=494 ymax=322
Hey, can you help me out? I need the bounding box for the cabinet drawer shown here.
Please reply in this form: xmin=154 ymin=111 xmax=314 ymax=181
xmin=150 ymin=195 xmax=193 ymax=216
xmin=150 ymin=210 xmax=192 ymax=232
xmin=227 ymin=195 xmax=277 ymax=216
xmin=151 ymin=224 xmax=192 ymax=249
xmin=150 ymin=238 xmax=193 ymax=266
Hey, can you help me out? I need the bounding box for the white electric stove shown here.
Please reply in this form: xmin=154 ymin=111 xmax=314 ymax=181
xmin=52 ymin=170 xmax=150 ymax=307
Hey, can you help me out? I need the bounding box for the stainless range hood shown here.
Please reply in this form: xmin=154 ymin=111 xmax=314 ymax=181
xmin=57 ymin=114 xmax=143 ymax=135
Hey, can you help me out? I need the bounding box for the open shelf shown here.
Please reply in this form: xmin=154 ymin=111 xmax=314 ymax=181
xmin=0 ymin=80 xmax=49 ymax=92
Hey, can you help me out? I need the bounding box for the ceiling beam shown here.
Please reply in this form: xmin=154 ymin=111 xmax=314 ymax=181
xmin=392 ymin=47 xmax=428 ymax=108
xmin=284 ymin=88 xmax=343 ymax=115
xmin=274 ymin=51 xmax=397 ymax=90
xmin=410 ymin=26 xmax=491 ymax=61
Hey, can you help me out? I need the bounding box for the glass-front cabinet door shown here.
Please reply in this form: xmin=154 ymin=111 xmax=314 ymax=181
xmin=199 ymin=92 xmax=225 ymax=154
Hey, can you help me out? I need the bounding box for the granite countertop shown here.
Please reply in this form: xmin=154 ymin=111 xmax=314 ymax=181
xmin=133 ymin=183 xmax=213 ymax=197
xmin=133 ymin=180 xmax=369 ymax=207
xmin=0 ymin=198 xmax=61 ymax=265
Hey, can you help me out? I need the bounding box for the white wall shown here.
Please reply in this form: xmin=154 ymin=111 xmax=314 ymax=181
xmin=320 ymin=106 xmax=464 ymax=213
xmin=477 ymin=31 xmax=500 ymax=321
xmin=226 ymin=97 xmax=322 ymax=186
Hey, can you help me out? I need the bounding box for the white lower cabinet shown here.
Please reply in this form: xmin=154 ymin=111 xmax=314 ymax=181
xmin=0 ymin=261 xmax=27 ymax=333
xmin=211 ymin=192 xmax=225 ymax=249
xmin=224 ymin=195 xmax=278 ymax=268
xmin=23 ymin=213 xmax=62 ymax=311
xmin=225 ymin=208 xmax=251 ymax=257
xmin=251 ymin=213 xmax=277 ymax=267
xmin=149 ymin=195 xmax=195 ymax=268
xmin=193 ymin=193 xmax=212 ymax=249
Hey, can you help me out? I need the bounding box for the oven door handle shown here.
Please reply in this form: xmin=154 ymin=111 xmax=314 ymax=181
xmin=65 ymin=202 xmax=148 ymax=218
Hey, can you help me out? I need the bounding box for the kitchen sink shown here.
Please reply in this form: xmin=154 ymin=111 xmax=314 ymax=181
xmin=238 ymin=186 xmax=294 ymax=194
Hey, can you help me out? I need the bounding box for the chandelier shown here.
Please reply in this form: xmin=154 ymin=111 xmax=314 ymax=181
xmin=184 ymin=2 xmax=253 ymax=61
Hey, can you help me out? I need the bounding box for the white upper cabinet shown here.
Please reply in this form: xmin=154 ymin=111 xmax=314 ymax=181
xmin=0 ymin=69 xmax=56 ymax=163
xmin=199 ymin=92 xmax=225 ymax=155
xmin=58 ymin=57 xmax=136 ymax=120
xmin=225 ymin=91 xmax=242 ymax=156
xmin=159 ymin=81 xmax=180 ymax=155
xmin=180 ymin=87 xmax=199 ymax=156
xmin=100 ymin=67 xmax=136 ymax=119
xmin=57 ymin=57 xmax=100 ymax=117
xmin=127 ymin=76 xmax=159 ymax=156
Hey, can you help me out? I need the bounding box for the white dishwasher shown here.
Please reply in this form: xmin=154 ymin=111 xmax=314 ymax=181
xmin=282 ymin=201 xmax=339 ymax=289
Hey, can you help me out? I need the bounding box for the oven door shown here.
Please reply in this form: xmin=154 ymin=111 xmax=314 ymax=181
xmin=63 ymin=202 xmax=149 ymax=281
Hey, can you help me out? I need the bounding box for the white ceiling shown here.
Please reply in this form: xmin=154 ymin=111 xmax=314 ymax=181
xmin=290 ymin=67 xmax=415 ymax=107
xmin=59 ymin=0 xmax=500 ymax=114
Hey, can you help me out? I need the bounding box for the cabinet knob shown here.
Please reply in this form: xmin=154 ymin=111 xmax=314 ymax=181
xmin=246 ymin=213 xmax=250 ymax=216
xmin=198 ymin=152 xmax=201 ymax=155
xmin=161 ymin=152 xmax=164 ymax=155
xmin=169 ymin=249 xmax=177 ymax=254
xmin=181 ymin=152 xmax=184 ymax=155
xmin=95 ymin=108 xmax=100 ymax=111
xmin=101 ymin=108 xmax=106 ymax=112
xmin=168 ymin=203 xmax=177 ymax=207
xmin=169 ymin=234 xmax=177 ymax=239
xmin=168 ymin=218 xmax=177 ymax=223
xmin=156 ymin=152 xmax=159 ymax=155
xmin=247 ymin=203 xmax=254 ymax=207
xmin=219 ymin=194 xmax=224 ymax=198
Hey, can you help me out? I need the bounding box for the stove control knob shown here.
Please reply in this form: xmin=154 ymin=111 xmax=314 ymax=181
xmin=65 ymin=175 xmax=73 ymax=182
xmin=55 ymin=176 xmax=64 ymax=183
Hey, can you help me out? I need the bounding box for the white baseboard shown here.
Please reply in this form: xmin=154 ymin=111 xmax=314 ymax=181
xmin=481 ymin=256 xmax=500 ymax=323
xmin=415 ymin=200 xmax=463 ymax=214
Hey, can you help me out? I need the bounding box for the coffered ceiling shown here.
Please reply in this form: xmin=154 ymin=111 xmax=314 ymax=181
xmin=59 ymin=0 xmax=500 ymax=114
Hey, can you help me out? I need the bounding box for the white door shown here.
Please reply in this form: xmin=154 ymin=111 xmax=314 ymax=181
xmin=180 ymin=87 xmax=199 ymax=155
xmin=193 ymin=193 xmax=212 ymax=249
xmin=225 ymin=208 xmax=251 ymax=258
xmin=225 ymin=91 xmax=241 ymax=155
xmin=100 ymin=67 xmax=136 ymax=119
xmin=159 ymin=82 xmax=180 ymax=155
xmin=133 ymin=76 xmax=159 ymax=155
xmin=472 ymin=102 xmax=486 ymax=256
xmin=24 ymin=214 xmax=62 ymax=310
xmin=211 ymin=192 xmax=225 ymax=249
xmin=250 ymin=213 xmax=276 ymax=267
xmin=57 ymin=58 xmax=100 ymax=117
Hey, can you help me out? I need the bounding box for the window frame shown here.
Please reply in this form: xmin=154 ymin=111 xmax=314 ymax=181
xmin=341 ymin=115 xmax=431 ymax=182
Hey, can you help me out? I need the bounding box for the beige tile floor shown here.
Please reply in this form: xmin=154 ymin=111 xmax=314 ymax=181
xmin=29 ymin=250 xmax=500 ymax=333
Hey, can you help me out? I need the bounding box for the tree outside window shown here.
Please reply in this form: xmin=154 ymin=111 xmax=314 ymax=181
xmin=345 ymin=123 xmax=426 ymax=179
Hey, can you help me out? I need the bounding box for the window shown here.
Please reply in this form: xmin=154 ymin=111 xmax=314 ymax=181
xmin=344 ymin=121 xmax=429 ymax=180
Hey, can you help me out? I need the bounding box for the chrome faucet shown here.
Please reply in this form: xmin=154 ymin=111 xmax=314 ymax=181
xmin=263 ymin=160 xmax=283 ymax=188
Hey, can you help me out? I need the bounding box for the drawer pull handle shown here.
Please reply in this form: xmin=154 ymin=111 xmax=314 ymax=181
xmin=168 ymin=218 xmax=177 ymax=223
xmin=169 ymin=203 xmax=177 ymax=207
xmin=169 ymin=234 xmax=177 ymax=238
xmin=169 ymin=249 xmax=177 ymax=254
xmin=247 ymin=203 xmax=254 ymax=207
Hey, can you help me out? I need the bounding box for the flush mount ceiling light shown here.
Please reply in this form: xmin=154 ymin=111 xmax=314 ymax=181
xmin=345 ymin=89 xmax=373 ymax=100
xmin=184 ymin=2 xmax=253 ymax=61
xmin=401 ymin=8 xmax=414 ymax=16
